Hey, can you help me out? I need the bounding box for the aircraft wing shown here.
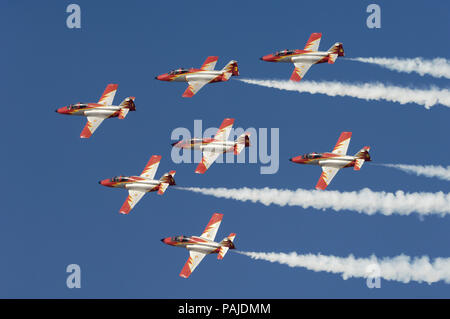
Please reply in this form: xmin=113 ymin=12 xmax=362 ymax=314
xmin=201 ymin=56 xmax=219 ymax=71
xmin=98 ymin=83 xmax=118 ymax=105
xmin=290 ymin=62 xmax=313 ymax=82
xmin=214 ymin=118 xmax=234 ymax=141
xmin=332 ymin=132 xmax=352 ymax=155
xmin=304 ymin=32 xmax=322 ymax=51
xmin=80 ymin=116 xmax=107 ymax=138
xmin=182 ymin=80 xmax=209 ymax=98
xmin=200 ymin=213 xmax=223 ymax=241
xmin=180 ymin=250 xmax=207 ymax=278
xmin=119 ymin=190 xmax=146 ymax=214
xmin=195 ymin=150 xmax=222 ymax=174
xmin=316 ymin=166 xmax=341 ymax=190
xmin=140 ymin=155 xmax=162 ymax=179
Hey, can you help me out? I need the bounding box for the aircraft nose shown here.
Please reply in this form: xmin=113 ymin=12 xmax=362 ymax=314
xmin=98 ymin=180 xmax=102 ymax=184
xmin=289 ymin=158 xmax=293 ymax=162
xmin=260 ymin=56 xmax=264 ymax=61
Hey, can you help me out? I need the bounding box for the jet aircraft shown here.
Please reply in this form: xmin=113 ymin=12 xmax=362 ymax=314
xmin=161 ymin=213 xmax=236 ymax=278
xmin=56 ymin=84 xmax=135 ymax=138
xmin=289 ymin=132 xmax=371 ymax=190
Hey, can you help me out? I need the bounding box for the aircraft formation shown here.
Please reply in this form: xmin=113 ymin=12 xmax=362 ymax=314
xmin=56 ymin=33 xmax=371 ymax=278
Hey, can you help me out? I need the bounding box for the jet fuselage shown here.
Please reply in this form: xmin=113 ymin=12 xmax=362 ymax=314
xmin=99 ymin=176 xmax=174 ymax=192
xmin=161 ymin=235 xmax=235 ymax=255
xmin=261 ymin=50 xmax=331 ymax=64
xmin=56 ymin=103 xmax=125 ymax=118
xmin=155 ymin=69 xmax=231 ymax=83
xmin=172 ymin=138 xmax=236 ymax=153
xmin=289 ymin=152 xmax=369 ymax=168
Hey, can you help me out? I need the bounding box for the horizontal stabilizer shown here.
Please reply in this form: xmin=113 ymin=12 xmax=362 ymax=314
xmin=118 ymin=108 xmax=129 ymax=119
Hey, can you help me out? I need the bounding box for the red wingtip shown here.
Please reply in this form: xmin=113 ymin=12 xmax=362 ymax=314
xmin=290 ymin=70 xmax=302 ymax=82
xmin=182 ymin=87 xmax=195 ymax=98
xmin=119 ymin=200 xmax=131 ymax=215
xmin=195 ymin=162 xmax=207 ymax=174
xmin=80 ymin=125 xmax=92 ymax=139
xmin=315 ymin=178 xmax=328 ymax=190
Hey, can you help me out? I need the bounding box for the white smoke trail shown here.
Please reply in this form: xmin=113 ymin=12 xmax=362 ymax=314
xmin=348 ymin=57 xmax=450 ymax=79
xmin=380 ymin=164 xmax=450 ymax=181
xmin=177 ymin=187 xmax=450 ymax=217
xmin=237 ymin=251 xmax=450 ymax=284
xmin=237 ymin=78 xmax=450 ymax=109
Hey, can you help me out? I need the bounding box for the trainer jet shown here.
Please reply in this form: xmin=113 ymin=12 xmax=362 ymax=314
xmin=260 ymin=33 xmax=344 ymax=81
xmin=289 ymin=132 xmax=371 ymax=190
xmin=161 ymin=213 xmax=236 ymax=278
xmin=56 ymin=84 xmax=136 ymax=138
xmin=171 ymin=118 xmax=251 ymax=174
xmin=99 ymin=155 xmax=176 ymax=214
xmin=155 ymin=56 xmax=239 ymax=97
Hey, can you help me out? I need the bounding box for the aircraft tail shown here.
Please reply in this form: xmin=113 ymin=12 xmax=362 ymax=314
xmin=118 ymin=97 xmax=136 ymax=119
xmin=328 ymin=42 xmax=344 ymax=58
xmin=158 ymin=170 xmax=176 ymax=194
xmin=353 ymin=146 xmax=371 ymax=171
xmin=234 ymin=132 xmax=251 ymax=155
xmin=218 ymin=233 xmax=236 ymax=260
xmin=221 ymin=60 xmax=239 ymax=80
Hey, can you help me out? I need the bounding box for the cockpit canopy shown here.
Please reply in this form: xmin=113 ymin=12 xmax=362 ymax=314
xmin=111 ymin=176 xmax=129 ymax=183
xmin=302 ymin=152 xmax=322 ymax=159
xmin=274 ymin=49 xmax=296 ymax=56
xmin=172 ymin=235 xmax=190 ymax=242
xmin=68 ymin=103 xmax=88 ymax=110
xmin=168 ymin=68 xmax=190 ymax=75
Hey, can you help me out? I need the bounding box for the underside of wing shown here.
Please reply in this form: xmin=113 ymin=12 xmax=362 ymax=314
xmin=290 ymin=62 xmax=312 ymax=82
xmin=182 ymin=80 xmax=209 ymax=98
xmin=200 ymin=213 xmax=223 ymax=241
xmin=180 ymin=251 xmax=207 ymax=278
xmin=80 ymin=116 xmax=106 ymax=138
xmin=119 ymin=190 xmax=146 ymax=215
xmin=332 ymin=132 xmax=352 ymax=155
xmin=200 ymin=56 xmax=219 ymax=71
xmin=140 ymin=155 xmax=162 ymax=179
xmin=214 ymin=118 xmax=234 ymax=141
xmin=98 ymin=83 xmax=118 ymax=105
xmin=304 ymin=32 xmax=322 ymax=51
xmin=195 ymin=150 xmax=221 ymax=174
xmin=316 ymin=166 xmax=341 ymax=190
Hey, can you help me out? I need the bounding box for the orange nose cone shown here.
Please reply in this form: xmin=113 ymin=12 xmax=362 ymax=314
xmin=156 ymin=74 xmax=169 ymax=81
xmin=260 ymin=54 xmax=274 ymax=62
xmin=290 ymin=156 xmax=304 ymax=164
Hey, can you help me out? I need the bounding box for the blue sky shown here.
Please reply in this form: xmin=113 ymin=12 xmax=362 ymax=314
xmin=1 ymin=0 xmax=449 ymax=298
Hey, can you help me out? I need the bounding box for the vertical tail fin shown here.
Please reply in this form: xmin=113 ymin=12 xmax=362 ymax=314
xmin=328 ymin=42 xmax=344 ymax=57
xmin=118 ymin=97 xmax=136 ymax=119
xmin=218 ymin=233 xmax=236 ymax=260
xmin=353 ymin=146 xmax=371 ymax=171
xmin=158 ymin=170 xmax=176 ymax=194
xmin=234 ymin=132 xmax=251 ymax=155
xmin=221 ymin=60 xmax=239 ymax=80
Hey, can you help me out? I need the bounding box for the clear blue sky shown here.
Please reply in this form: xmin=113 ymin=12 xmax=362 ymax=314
xmin=1 ymin=0 xmax=449 ymax=298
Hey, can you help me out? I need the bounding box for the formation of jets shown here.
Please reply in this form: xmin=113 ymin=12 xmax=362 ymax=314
xmin=56 ymin=33 xmax=374 ymax=278
xmin=171 ymin=118 xmax=251 ymax=174
xmin=161 ymin=213 xmax=236 ymax=278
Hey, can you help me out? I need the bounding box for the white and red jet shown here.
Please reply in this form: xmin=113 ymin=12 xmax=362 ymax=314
xmin=289 ymin=132 xmax=371 ymax=190
xmin=155 ymin=56 xmax=239 ymax=97
xmin=56 ymin=84 xmax=136 ymax=138
xmin=260 ymin=33 xmax=344 ymax=81
xmin=99 ymin=155 xmax=176 ymax=214
xmin=171 ymin=118 xmax=251 ymax=174
xmin=161 ymin=213 xmax=236 ymax=278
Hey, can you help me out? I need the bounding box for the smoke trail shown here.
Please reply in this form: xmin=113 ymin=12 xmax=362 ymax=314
xmin=177 ymin=187 xmax=450 ymax=217
xmin=348 ymin=57 xmax=450 ymax=79
xmin=237 ymin=78 xmax=450 ymax=109
xmin=237 ymin=251 xmax=450 ymax=284
xmin=381 ymin=163 xmax=450 ymax=181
